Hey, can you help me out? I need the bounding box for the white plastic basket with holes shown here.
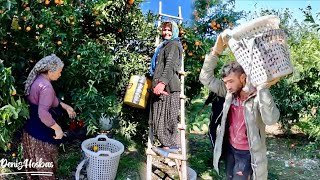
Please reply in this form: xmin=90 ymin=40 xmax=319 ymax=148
xmin=75 ymin=135 xmax=124 ymax=180
xmin=187 ymin=166 xmax=197 ymax=180
xmin=226 ymin=15 xmax=293 ymax=87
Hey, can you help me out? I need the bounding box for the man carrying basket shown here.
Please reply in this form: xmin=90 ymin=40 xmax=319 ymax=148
xmin=199 ymin=32 xmax=280 ymax=180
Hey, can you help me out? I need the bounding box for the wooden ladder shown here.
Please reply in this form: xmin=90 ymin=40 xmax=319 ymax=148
xmin=146 ymin=1 xmax=188 ymax=179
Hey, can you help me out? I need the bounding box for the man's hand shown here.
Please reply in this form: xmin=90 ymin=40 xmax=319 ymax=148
xmin=211 ymin=30 xmax=231 ymax=55
xmin=257 ymin=78 xmax=280 ymax=90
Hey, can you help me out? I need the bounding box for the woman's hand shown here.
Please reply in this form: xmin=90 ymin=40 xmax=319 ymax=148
xmin=60 ymin=102 xmax=77 ymax=119
xmin=51 ymin=123 xmax=64 ymax=139
xmin=153 ymin=82 xmax=169 ymax=96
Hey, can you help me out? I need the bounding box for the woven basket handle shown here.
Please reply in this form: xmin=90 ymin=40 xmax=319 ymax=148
xmin=75 ymin=158 xmax=88 ymax=180
xmin=230 ymin=15 xmax=280 ymax=41
xmin=96 ymin=150 xmax=112 ymax=156
xmin=95 ymin=134 xmax=109 ymax=141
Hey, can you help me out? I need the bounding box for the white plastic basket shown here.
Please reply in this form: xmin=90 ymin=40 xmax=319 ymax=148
xmin=75 ymin=134 xmax=124 ymax=180
xmin=227 ymin=15 xmax=293 ymax=86
xmin=187 ymin=167 xmax=197 ymax=180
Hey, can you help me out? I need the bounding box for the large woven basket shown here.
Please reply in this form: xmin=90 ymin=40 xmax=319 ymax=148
xmin=75 ymin=135 xmax=124 ymax=180
xmin=227 ymin=15 xmax=293 ymax=86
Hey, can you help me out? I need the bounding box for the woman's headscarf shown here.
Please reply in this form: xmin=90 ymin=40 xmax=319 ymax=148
xmin=24 ymin=54 xmax=64 ymax=95
xmin=150 ymin=21 xmax=181 ymax=76
xmin=167 ymin=21 xmax=180 ymax=39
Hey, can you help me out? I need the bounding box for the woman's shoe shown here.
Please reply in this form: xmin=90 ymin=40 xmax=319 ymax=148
xmin=163 ymin=147 xmax=181 ymax=153
xmin=152 ymin=147 xmax=169 ymax=157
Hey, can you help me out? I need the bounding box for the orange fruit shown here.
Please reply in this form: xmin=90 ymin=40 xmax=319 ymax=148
xmin=77 ymin=55 xmax=81 ymax=59
xmin=128 ymin=0 xmax=134 ymax=5
xmin=195 ymin=41 xmax=201 ymax=46
xmin=216 ymin=24 xmax=220 ymax=28
xmin=59 ymin=0 xmax=64 ymax=5
xmin=213 ymin=27 xmax=217 ymax=30
xmin=183 ymin=46 xmax=188 ymax=50
xmin=26 ymin=26 xmax=31 ymax=32
xmin=95 ymin=21 xmax=100 ymax=25
xmin=45 ymin=0 xmax=50 ymax=5
xmin=12 ymin=153 xmax=16 ymax=157
xmin=39 ymin=24 xmax=43 ymax=28
xmin=57 ymin=41 xmax=62 ymax=45
xmin=11 ymin=89 xmax=16 ymax=96
xmin=69 ymin=16 xmax=74 ymax=20
xmin=92 ymin=145 xmax=98 ymax=152
xmin=70 ymin=22 xmax=75 ymax=25
xmin=118 ymin=28 xmax=122 ymax=33
xmin=94 ymin=11 xmax=99 ymax=15
xmin=211 ymin=21 xmax=216 ymax=27
xmin=54 ymin=0 xmax=59 ymax=4
xmin=23 ymin=16 xmax=27 ymax=21
xmin=188 ymin=52 xmax=193 ymax=56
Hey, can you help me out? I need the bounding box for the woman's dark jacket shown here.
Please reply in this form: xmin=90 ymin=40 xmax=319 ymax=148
xmin=152 ymin=40 xmax=183 ymax=93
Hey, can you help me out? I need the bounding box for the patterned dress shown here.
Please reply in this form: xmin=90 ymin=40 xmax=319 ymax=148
xmin=150 ymin=92 xmax=180 ymax=148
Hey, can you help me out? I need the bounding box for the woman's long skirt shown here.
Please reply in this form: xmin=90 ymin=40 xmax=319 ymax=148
xmin=22 ymin=131 xmax=58 ymax=180
xmin=149 ymin=92 xmax=180 ymax=148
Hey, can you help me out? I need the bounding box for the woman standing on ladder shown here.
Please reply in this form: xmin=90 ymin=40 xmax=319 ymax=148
xmin=149 ymin=21 xmax=183 ymax=156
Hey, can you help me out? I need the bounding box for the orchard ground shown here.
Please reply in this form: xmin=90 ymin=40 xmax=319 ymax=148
xmin=1 ymin=96 xmax=319 ymax=180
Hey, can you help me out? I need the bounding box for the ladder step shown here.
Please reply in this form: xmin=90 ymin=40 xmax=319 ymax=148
xmin=180 ymin=95 xmax=186 ymax=99
xmin=179 ymin=71 xmax=186 ymax=76
xmin=146 ymin=148 xmax=187 ymax=161
xmin=178 ymin=123 xmax=186 ymax=130
xmin=159 ymin=13 xmax=183 ymax=20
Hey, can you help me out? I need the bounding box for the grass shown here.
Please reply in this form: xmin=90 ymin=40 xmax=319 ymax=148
xmin=57 ymin=142 xmax=82 ymax=178
xmin=116 ymin=151 xmax=144 ymax=180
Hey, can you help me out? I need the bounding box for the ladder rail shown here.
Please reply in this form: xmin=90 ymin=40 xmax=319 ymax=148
xmin=147 ymin=1 xmax=188 ymax=179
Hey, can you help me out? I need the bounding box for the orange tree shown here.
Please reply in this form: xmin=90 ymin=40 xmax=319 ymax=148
xmin=0 ymin=0 xmax=158 ymax=151
xmin=0 ymin=61 xmax=29 ymax=152
xmin=181 ymin=0 xmax=244 ymax=98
